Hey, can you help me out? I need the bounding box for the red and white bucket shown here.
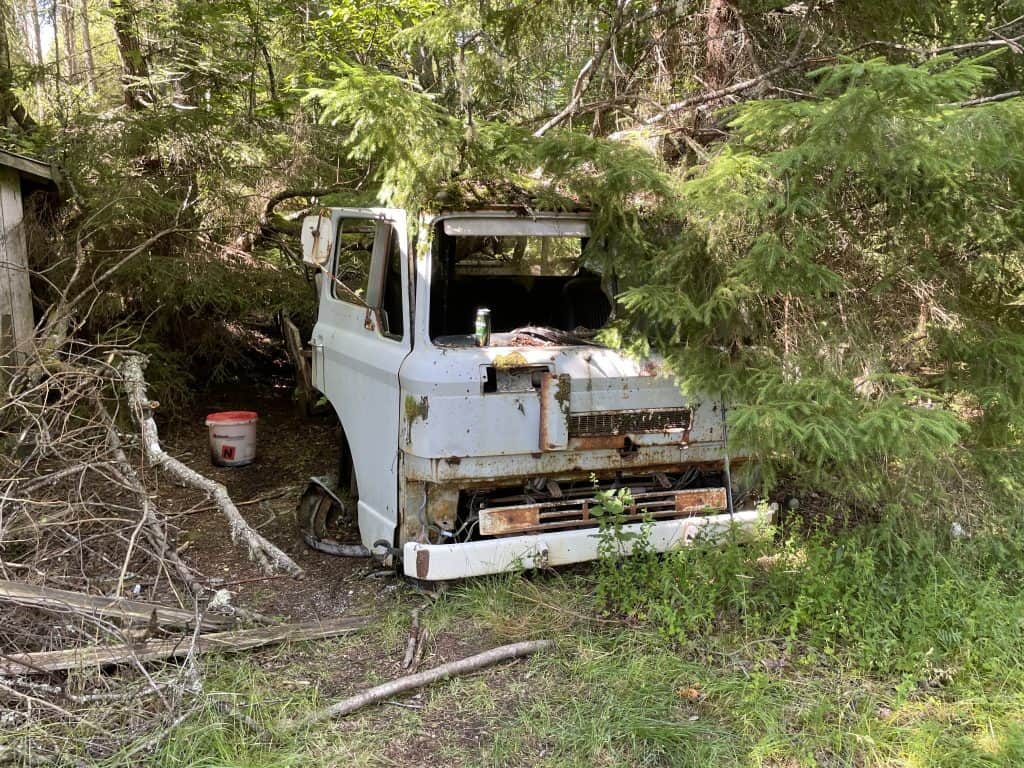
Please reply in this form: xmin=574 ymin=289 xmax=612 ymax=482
xmin=205 ymin=411 xmax=258 ymax=467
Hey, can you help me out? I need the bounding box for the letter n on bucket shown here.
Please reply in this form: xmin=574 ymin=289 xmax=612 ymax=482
xmin=204 ymin=411 xmax=258 ymax=467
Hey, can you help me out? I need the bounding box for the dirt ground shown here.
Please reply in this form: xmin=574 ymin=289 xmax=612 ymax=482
xmin=159 ymin=376 xmax=389 ymax=622
xmin=151 ymin=376 xmax=529 ymax=766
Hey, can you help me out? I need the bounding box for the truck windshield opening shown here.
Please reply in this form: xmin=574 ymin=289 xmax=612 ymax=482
xmin=429 ymin=224 xmax=613 ymax=346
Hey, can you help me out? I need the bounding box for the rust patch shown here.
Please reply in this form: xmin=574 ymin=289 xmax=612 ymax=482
xmin=538 ymin=373 xmax=570 ymax=451
xmin=572 ymin=435 xmax=627 ymax=450
xmin=674 ymin=487 xmax=728 ymax=513
xmin=415 ymin=548 xmax=430 ymax=579
xmin=404 ymin=395 xmax=429 ymax=433
xmin=554 ymin=374 xmax=571 ymax=415
xmin=479 ymin=505 xmax=541 ymax=536
xmin=539 ymin=376 xmax=551 ymax=450
xmin=639 ymin=360 xmax=661 ymax=377
xmin=428 ymin=483 xmax=460 ymax=533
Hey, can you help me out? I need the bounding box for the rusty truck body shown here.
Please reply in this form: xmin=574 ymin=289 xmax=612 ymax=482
xmin=299 ymin=206 xmax=772 ymax=581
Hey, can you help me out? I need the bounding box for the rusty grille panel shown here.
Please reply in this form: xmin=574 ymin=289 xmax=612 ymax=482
xmin=479 ymin=486 xmax=727 ymax=536
xmin=569 ymin=408 xmax=691 ymax=437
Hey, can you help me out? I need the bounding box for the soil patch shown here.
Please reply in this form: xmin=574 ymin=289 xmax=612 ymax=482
xmin=156 ymin=377 xmax=389 ymax=622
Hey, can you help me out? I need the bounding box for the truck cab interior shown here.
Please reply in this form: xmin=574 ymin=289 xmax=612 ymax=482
xmin=428 ymin=219 xmax=613 ymax=344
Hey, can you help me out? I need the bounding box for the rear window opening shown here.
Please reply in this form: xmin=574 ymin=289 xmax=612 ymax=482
xmin=428 ymin=220 xmax=613 ymax=346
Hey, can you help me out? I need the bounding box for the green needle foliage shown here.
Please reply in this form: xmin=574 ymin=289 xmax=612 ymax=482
xmin=304 ymin=51 xmax=1024 ymax=506
xmin=641 ymin=54 xmax=1024 ymax=503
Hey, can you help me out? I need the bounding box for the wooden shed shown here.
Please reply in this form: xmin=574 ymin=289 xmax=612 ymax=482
xmin=0 ymin=149 xmax=60 ymax=364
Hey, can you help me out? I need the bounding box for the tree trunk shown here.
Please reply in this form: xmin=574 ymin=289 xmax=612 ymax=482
xmin=48 ymin=0 xmax=59 ymax=87
xmin=705 ymin=0 xmax=735 ymax=92
xmin=110 ymin=0 xmax=151 ymax=108
xmin=60 ymin=0 xmax=77 ymax=83
xmin=79 ymin=0 xmax=94 ymax=94
xmin=0 ymin=0 xmax=35 ymax=126
xmin=0 ymin=0 xmax=15 ymax=125
xmin=28 ymin=0 xmax=42 ymax=115
xmin=260 ymin=43 xmax=276 ymax=104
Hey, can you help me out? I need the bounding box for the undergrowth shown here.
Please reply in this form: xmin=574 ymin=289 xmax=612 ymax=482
xmin=595 ymin=503 xmax=1024 ymax=682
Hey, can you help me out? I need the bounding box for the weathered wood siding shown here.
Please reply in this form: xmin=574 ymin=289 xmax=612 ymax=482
xmin=0 ymin=166 xmax=34 ymax=362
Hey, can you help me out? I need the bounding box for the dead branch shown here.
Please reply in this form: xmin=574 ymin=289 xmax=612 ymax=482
xmin=119 ymin=354 xmax=303 ymax=578
xmin=609 ymin=0 xmax=820 ymax=140
xmin=242 ymin=183 xmax=353 ymax=251
xmin=957 ymin=90 xmax=1021 ymax=107
xmin=6 ymin=677 xmax=172 ymax=704
xmin=409 ymin=625 xmax=429 ymax=672
xmin=95 ymin=394 xmax=206 ymax=595
xmin=401 ymin=607 xmax=421 ymax=670
xmin=0 ymin=679 xmax=93 ymax=725
xmin=0 ymin=616 xmax=368 ymax=675
xmin=0 ymin=579 xmax=233 ymax=631
xmin=37 ymin=224 xmax=183 ymax=354
xmin=850 ymin=31 xmax=1024 ymax=59
xmin=533 ymin=0 xmax=629 ymax=137
xmin=298 ymin=639 xmax=553 ymax=725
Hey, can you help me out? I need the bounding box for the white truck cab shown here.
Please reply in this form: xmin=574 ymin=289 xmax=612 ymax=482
xmin=300 ymin=205 xmax=772 ymax=581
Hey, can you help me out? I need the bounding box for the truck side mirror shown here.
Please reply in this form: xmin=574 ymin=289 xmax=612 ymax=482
xmin=301 ymin=214 xmax=333 ymax=269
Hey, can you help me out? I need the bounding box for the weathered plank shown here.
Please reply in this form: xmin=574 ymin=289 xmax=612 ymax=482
xmin=0 ymin=167 xmax=34 ymax=364
xmin=0 ymin=616 xmax=369 ymax=675
xmin=0 ymin=149 xmax=58 ymax=183
xmin=281 ymin=315 xmax=316 ymax=413
xmin=0 ymin=579 xmax=234 ymax=632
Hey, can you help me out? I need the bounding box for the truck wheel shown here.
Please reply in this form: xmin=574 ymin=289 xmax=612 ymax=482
xmin=296 ymin=484 xmax=343 ymax=540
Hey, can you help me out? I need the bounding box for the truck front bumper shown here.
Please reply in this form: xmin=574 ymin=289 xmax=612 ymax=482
xmin=402 ymin=505 xmax=776 ymax=581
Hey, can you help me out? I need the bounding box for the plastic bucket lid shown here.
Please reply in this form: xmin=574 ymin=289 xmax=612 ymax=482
xmin=205 ymin=410 xmax=259 ymax=426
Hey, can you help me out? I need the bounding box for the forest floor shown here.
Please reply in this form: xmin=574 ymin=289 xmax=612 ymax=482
xmin=152 ymin=379 xmax=572 ymax=767
xmin=116 ymin=379 xmax=1024 ymax=768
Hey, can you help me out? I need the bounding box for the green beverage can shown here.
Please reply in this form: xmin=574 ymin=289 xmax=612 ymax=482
xmin=474 ymin=308 xmax=491 ymax=347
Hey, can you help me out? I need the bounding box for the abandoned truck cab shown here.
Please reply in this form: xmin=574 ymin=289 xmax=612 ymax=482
xmin=300 ymin=206 xmax=772 ymax=581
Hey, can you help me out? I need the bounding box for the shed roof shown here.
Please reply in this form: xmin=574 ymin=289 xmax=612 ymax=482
xmin=0 ymin=148 xmax=59 ymax=185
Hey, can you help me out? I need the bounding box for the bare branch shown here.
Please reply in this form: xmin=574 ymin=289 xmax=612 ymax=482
xmin=609 ymin=0 xmax=820 ymax=140
xmin=298 ymin=639 xmax=553 ymax=725
xmin=534 ymin=0 xmax=630 ymax=137
xmin=119 ymin=354 xmax=303 ymax=578
xmin=956 ymin=89 xmax=1021 ymax=107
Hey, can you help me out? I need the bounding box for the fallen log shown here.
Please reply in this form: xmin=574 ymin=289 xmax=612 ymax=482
xmin=297 ymin=639 xmax=553 ymax=726
xmin=0 ymin=616 xmax=368 ymax=676
xmin=0 ymin=580 xmax=233 ymax=632
xmin=120 ymin=354 xmax=303 ymax=578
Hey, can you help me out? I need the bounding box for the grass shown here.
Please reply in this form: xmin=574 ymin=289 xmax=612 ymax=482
xmin=135 ymin=605 xmax=1024 ymax=767
xmin=29 ymin=507 xmax=1024 ymax=767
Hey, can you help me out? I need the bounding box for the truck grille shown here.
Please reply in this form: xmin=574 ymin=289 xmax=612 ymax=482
xmin=479 ymin=486 xmax=727 ymax=536
xmin=569 ymin=408 xmax=691 ymax=437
